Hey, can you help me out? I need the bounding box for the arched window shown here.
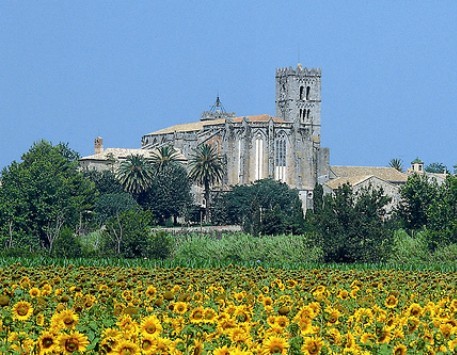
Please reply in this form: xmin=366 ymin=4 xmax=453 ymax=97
xmin=306 ymin=86 xmax=311 ymax=100
xmin=274 ymin=134 xmax=287 ymax=182
xmin=299 ymin=86 xmax=304 ymax=100
xmin=255 ymin=134 xmax=264 ymax=181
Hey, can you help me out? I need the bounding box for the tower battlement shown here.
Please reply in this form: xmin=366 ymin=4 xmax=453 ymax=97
xmin=276 ymin=65 xmax=321 ymax=78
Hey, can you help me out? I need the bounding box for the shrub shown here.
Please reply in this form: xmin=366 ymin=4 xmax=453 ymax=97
xmin=387 ymin=229 xmax=431 ymax=263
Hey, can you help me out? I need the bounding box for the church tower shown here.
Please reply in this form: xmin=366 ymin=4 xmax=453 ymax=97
xmin=275 ymin=64 xmax=321 ymax=137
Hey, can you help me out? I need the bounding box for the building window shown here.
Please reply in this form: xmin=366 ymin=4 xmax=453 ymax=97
xmin=306 ymin=86 xmax=310 ymax=100
xmin=275 ymin=135 xmax=287 ymax=182
xmin=299 ymin=86 xmax=304 ymax=100
xmin=255 ymin=134 xmax=263 ymax=180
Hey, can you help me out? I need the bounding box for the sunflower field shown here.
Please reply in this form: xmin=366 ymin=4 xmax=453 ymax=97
xmin=1 ymin=261 xmax=457 ymax=354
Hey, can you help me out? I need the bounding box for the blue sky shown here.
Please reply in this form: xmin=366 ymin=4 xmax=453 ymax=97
xmin=1 ymin=1 xmax=456 ymax=171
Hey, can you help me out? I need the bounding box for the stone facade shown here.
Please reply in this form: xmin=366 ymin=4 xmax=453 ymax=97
xmin=140 ymin=64 xmax=331 ymax=208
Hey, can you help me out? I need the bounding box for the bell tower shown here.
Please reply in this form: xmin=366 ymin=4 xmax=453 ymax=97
xmin=275 ymin=64 xmax=321 ymax=136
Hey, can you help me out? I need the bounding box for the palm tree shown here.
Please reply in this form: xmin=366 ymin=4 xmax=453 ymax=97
xmin=188 ymin=143 xmax=224 ymax=222
xmin=116 ymin=154 xmax=154 ymax=197
xmin=389 ymin=158 xmax=403 ymax=172
xmin=150 ymin=145 xmax=180 ymax=173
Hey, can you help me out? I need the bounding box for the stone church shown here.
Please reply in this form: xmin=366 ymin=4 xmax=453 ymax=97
xmin=80 ymin=64 xmax=331 ymax=209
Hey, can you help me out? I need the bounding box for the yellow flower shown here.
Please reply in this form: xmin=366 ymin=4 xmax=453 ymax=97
xmin=325 ymin=306 xmax=342 ymax=326
xmin=12 ymin=301 xmax=33 ymax=321
xmin=214 ymin=345 xmax=231 ymax=355
xmin=385 ymin=295 xmax=399 ymax=309
xmin=37 ymin=330 xmax=58 ymax=355
xmin=393 ymin=344 xmax=407 ymax=355
xmin=190 ymin=306 xmax=205 ymax=323
xmin=191 ymin=339 xmax=204 ymax=355
xmin=173 ymin=301 xmax=188 ymax=315
xmin=152 ymin=337 xmax=175 ymax=354
xmin=337 ymin=289 xmax=350 ymax=300
xmin=260 ymin=336 xmax=289 ymax=354
xmin=58 ymin=331 xmax=89 ymax=354
xmin=140 ymin=315 xmax=162 ymax=337
xmin=29 ymin=287 xmax=41 ymax=298
xmin=51 ymin=309 xmax=79 ymax=330
xmin=145 ymin=285 xmax=157 ymax=298
xmin=302 ymin=336 xmax=324 ymax=355
xmin=111 ymin=339 xmax=140 ymax=354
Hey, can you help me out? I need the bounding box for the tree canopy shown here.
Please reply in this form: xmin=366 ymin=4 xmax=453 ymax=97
xmin=213 ymin=178 xmax=305 ymax=235
xmin=0 ymin=140 xmax=95 ymax=251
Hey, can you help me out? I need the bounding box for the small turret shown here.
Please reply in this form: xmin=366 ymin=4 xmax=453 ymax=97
xmin=410 ymin=158 xmax=424 ymax=174
xmin=94 ymin=136 xmax=103 ymax=155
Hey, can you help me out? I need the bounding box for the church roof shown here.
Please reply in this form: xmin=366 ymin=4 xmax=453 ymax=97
xmin=330 ymin=166 xmax=408 ymax=183
xmin=145 ymin=114 xmax=286 ymax=135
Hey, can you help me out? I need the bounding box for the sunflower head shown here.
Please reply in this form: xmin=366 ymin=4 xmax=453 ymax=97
xmin=12 ymin=301 xmax=33 ymax=321
xmin=58 ymin=331 xmax=89 ymax=354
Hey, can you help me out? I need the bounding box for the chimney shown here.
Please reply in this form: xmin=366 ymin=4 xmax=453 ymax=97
xmin=94 ymin=136 xmax=103 ymax=154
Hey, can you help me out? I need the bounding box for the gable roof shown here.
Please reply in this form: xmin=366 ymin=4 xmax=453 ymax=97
xmin=79 ymin=147 xmax=186 ymax=162
xmin=325 ymin=175 xmax=375 ymax=190
xmin=330 ymin=166 xmax=408 ymax=183
xmin=145 ymin=114 xmax=286 ymax=136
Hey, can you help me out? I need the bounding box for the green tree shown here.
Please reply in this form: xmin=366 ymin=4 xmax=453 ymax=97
xmin=426 ymin=175 xmax=457 ymax=248
xmin=142 ymin=163 xmax=192 ymax=225
xmin=389 ymin=158 xmax=404 ymax=172
xmin=212 ymin=179 xmax=305 ymax=235
xmin=94 ymin=192 xmax=139 ymax=226
xmin=313 ymin=183 xmax=392 ymax=262
xmin=188 ymin=143 xmax=224 ymax=222
xmin=116 ymin=154 xmax=154 ymax=197
xmin=150 ymin=145 xmax=180 ymax=173
xmin=0 ymin=140 xmax=95 ymax=253
xmin=396 ymin=173 xmax=439 ymax=230
xmin=84 ymin=169 xmax=123 ymax=195
xmin=425 ymin=162 xmax=448 ymax=174
xmin=102 ymin=209 xmax=154 ymax=258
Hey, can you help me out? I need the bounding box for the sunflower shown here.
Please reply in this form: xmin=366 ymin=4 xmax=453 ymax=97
xmin=337 ymin=289 xmax=350 ymax=301
xmin=153 ymin=337 xmax=175 ymax=354
xmin=116 ymin=314 xmax=139 ymax=336
xmin=140 ymin=315 xmax=162 ymax=337
xmin=12 ymin=301 xmax=33 ymax=321
xmin=172 ymin=301 xmax=188 ymax=315
xmin=141 ymin=334 xmax=155 ymax=352
xmin=326 ymin=327 xmax=342 ymax=346
xmin=302 ymin=336 xmax=324 ymax=355
xmin=229 ymin=325 xmax=252 ymax=346
xmin=191 ymin=339 xmax=204 ymax=355
xmin=260 ymin=336 xmax=289 ymax=355
xmin=29 ymin=287 xmax=41 ymax=298
xmin=51 ymin=309 xmax=79 ymax=330
xmin=41 ymin=283 xmax=53 ymax=296
xmin=325 ymin=306 xmax=342 ymax=326
xmin=190 ymin=306 xmax=205 ymax=323
xmin=385 ymin=295 xmax=399 ymax=309
xmin=203 ymin=307 xmax=218 ymax=323
xmin=57 ymin=331 xmax=89 ymax=354
xmin=37 ymin=330 xmax=58 ymax=355
xmin=392 ymin=344 xmax=407 ymax=355
xmin=407 ymin=303 xmax=423 ymax=317
xmin=213 ymin=345 xmax=231 ymax=355
xmin=111 ymin=339 xmax=140 ymax=354
xmin=145 ymin=285 xmax=157 ymax=298
xmin=36 ymin=313 xmax=45 ymax=327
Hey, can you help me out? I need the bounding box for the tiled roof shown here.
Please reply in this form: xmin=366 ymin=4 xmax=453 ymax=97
xmin=80 ymin=147 xmax=186 ymax=162
xmin=325 ymin=175 xmax=374 ymax=190
xmin=331 ymin=166 xmax=408 ymax=183
xmin=145 ymin=114 xmax=286 ymax=135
